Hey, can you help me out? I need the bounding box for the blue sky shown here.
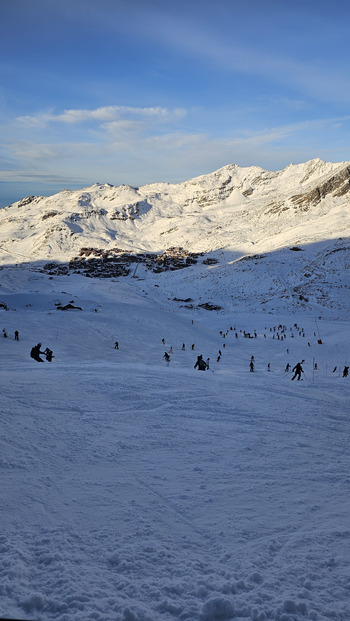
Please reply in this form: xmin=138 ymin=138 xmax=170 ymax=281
xmin=1 ymin=0 xmax=350 ymax=206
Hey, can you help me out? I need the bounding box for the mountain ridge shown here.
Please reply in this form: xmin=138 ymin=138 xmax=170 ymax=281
xmin=0 ymin=158 xmax=349 ymax=265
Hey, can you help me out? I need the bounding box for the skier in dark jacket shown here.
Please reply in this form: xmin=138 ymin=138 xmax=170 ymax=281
xmin=44 ymin=347 xmax=54 ymax=362
xmin=343 ymin=366 xmax=349 ymax=378
xmin=30 ymin=343 xmax=45 ymax=362
xmin=291 ymin=360 xmax=304 ymax=381
xmin=194 ymin=355 xmax=207 ymax=371
xmin=14 ymin=330 xmax=19 ymax=341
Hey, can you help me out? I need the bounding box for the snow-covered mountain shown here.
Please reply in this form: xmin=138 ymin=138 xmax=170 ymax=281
xmin=0 ymin=158 xmax=349 ymax=316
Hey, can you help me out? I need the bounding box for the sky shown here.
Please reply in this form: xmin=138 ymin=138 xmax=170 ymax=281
xmin=2 ymin=0 xmax=350 ymax=207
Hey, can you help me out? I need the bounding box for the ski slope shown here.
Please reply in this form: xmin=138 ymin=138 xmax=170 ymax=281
xmin=1 ymin=269 xmax=349 ymax=621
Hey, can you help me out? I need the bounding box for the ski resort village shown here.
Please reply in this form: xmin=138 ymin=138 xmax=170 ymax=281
xmin=0 ymin=160 xmax=350 ymax=621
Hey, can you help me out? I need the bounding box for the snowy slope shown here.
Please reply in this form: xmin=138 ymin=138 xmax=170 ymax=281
xmin=0 ymin=268 xmax=350 ymax=621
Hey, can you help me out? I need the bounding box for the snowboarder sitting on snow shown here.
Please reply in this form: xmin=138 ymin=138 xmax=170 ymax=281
xmin=30 ymin=343 xmax=45 ymax=362
xmin=291 ymin=360 xmax=304 ymax=381
xmin=44 ymin=347 xmax=54 ymax=362
xmin=194 ymin=355 xmax=207 ymax=371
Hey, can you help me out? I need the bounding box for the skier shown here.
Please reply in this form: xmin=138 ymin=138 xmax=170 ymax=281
xmin=182 ymin=343 xmax=185 ymax=350
xmin=169 ymin=346 xmax=173 ymax=354
xmin=194 ymin=354 xmax=207 ymax=371
xmin=206 ymin=357 xmax=210 ymax=368
xmin=3 ymin=328 xmax=7 ymax=338
xmin=285 ymin=363 xmax=290 ymax=372
xmin=162 ymin=338 xmax=165 ymax=344
xmin=163 ymin=352 xmax=170 ymax=364
xmin=249 ymin=360 xmax=254 ymax=372
xmin=343 ymin=366 xmax=349 ymax=378
xmin=44 ymin=347 xmax=54 ymax=362
xmin=30 ymin=343 xmax=45 ymax=362
xmin=191 ymin=343 xmax=195 ymax=350
xmin=14 ymin=330 xmax=19 ymax=341
xmin=114 ymin=341 xmax=119 ymax=349
xmin=291 ymin=360 xmax=304 ymax=381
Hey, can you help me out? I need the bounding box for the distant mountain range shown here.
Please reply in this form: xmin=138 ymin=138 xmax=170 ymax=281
xmin=0 ymin=159 xmax=349 ymax=316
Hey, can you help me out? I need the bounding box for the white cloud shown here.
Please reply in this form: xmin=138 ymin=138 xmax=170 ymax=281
xmin=16 ymin=106 xmax=187 ymax=127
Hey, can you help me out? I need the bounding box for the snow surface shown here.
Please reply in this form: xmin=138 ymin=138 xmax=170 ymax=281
xmin=1 ymin=264 xmax=350 ymax=621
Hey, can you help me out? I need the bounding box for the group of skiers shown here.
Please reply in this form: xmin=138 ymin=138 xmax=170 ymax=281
xmin=3 ymin=327 xmax=55 ymax=363
xmin=159 ymin=321 xmax=348 ymax=381
xmin=3 ymin=329 xmax=19 ymax=341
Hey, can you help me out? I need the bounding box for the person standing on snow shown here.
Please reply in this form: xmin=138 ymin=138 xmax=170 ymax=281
xmin=194 ymin=355 xmax=207 ymax=371
xmin=291 ymin=360 xmax=304 ymax=381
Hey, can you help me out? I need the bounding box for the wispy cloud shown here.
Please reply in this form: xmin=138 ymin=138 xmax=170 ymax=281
xmin=2 ymin=110 xmax=350 ymax=194
xmin=116 ymin=4 xmax=350 ymax=106
xmin=16 ymin=106 xmax=187 ymax=127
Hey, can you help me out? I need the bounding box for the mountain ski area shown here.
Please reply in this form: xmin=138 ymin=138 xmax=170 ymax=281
xmin=0 ymin=159 xmax=349 ymax=621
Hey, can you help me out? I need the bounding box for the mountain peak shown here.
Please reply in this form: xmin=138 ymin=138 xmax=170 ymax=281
xmin=0 ymin=159 xmax=349 ymax=265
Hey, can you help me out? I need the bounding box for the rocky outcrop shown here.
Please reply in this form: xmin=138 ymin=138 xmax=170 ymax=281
xmin=290 ymin=165 xmax=350 ymax=210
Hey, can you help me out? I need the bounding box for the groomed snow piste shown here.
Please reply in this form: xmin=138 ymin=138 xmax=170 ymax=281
xmin=1 ymin=265 xmax=349 ymax=621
